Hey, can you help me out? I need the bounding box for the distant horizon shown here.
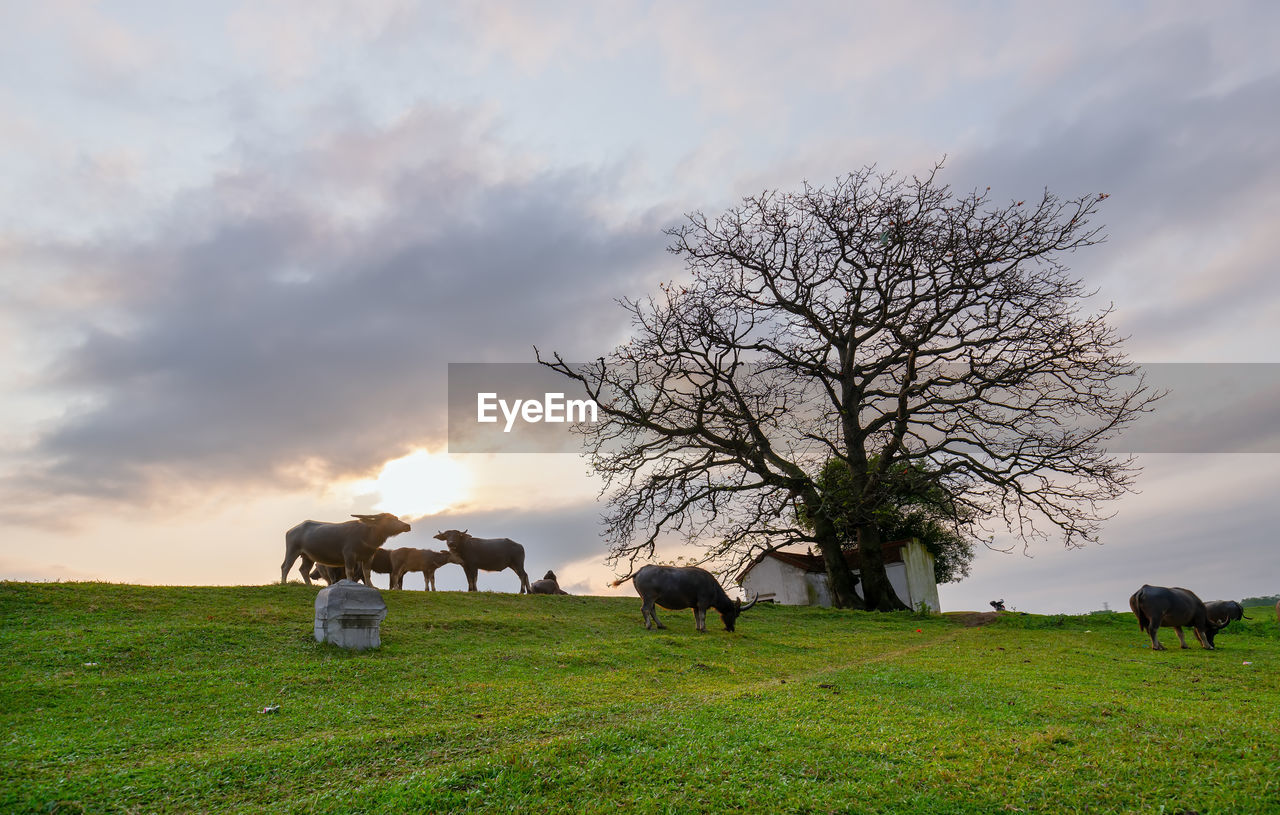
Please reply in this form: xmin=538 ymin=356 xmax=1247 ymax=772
xmin=7 ymin=574 xmax=1279 ymax=619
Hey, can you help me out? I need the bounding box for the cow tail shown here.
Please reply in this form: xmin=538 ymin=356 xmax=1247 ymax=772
xmin=609 ymin=575 xmax=634 ymax=588
xmin=1129 ymin=589 xmax=1147 ymax=632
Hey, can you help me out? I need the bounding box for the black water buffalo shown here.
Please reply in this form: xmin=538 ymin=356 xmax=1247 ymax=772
xmin=1129 ymin=584 xmax=1221 ymax=650
xmin=529 ymin=570 xmax=569 ymax=595
xmin=281 ymin=513 xmax=411 ymax=587
xmin=390 ymin=548 xmax=459 ymax=591
xmin=1204 ymin=600 xmax=1248 ymax=629
xmin=433 ymin=529 xmax=531 ymax=593
xmin=614 ymin=565 xmax=758 ymax=632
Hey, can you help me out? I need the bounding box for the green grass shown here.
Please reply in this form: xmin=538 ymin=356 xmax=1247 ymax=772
xmin=2 ymin=583 xmax=1278 ymax=814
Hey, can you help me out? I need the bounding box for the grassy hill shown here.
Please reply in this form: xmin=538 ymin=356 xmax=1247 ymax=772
xmin=2 ymin=583 xmax=1277 ymax=814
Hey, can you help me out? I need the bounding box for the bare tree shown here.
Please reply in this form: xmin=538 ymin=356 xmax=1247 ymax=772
xmin=538 ymin=164 xmax=1158 ymax=611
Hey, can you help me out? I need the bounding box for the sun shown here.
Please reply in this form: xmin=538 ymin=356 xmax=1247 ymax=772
xmin=352 ymin=449 xmax=472 ymax=519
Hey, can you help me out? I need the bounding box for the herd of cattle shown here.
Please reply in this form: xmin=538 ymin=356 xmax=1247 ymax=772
xmin=1128 ymin=584 xmax=1252 ymax=651
xmin=278 ymin=512 xmax=1270 ymax=643
xmin=278 ymin=511 xmax=760 ymax=631
xmin=280 ymin=512 xmax=570 ymax=595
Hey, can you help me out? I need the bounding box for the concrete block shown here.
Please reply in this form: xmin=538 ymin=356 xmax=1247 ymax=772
xmin=314 ymin=580 xmax=387 ymax=650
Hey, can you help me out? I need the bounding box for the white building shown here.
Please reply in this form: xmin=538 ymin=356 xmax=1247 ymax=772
xmin=735 ymin=539 xmax=940 ymax=612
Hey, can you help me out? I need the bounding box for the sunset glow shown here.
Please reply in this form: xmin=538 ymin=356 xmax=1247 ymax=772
xmin=353 ymin=450 xmax=472 ymax=519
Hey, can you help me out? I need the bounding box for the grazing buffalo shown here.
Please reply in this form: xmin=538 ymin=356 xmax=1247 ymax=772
xmin=530 ymin=570 xmax=569 ymax=595
xmin=390 ymin=548 xmax=459 ymax=591
xmin=1204 ymin=600 xmax=1248 ymax=629
xmin=613 ymin=565 xmax=758 ymax=633
xmin=1129 ymin=584 xmax=1221 ymax=650
xmin=433 ymin=529 xmax=531 ymax=593
xmin=281 ymin=513 xmax=411 ymax=587
xmin=309 ymin=547 xmax=393 ymax=585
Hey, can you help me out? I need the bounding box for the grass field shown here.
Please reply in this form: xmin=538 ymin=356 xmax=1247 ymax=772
xmin=2 ymin=582 xmax=1277 ymax=814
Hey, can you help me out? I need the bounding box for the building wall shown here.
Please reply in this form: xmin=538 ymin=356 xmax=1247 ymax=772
xmin=742 ymin=541 xmax=940 ymax=611
xmin=902 ymin=540 xmax=940 ymax=612
xmin=740 ymin=557 xmax=811 ymax=606
xmin=803 ymin=571 xmax=832 ymax=606
xmin=866 ymin=561 xmax=911 ymax=609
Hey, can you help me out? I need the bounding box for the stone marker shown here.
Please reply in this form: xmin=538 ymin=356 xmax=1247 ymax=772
xmin=314 ymin=580 xmax=387 ymax=650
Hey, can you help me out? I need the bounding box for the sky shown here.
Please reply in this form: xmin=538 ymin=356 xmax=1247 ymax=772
xmin=2 ymin=1 xmax=1279 ymax=613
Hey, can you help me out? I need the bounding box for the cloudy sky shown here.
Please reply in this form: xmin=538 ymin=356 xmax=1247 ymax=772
xmin=3 ymin=2 xmax=1278 ymax=613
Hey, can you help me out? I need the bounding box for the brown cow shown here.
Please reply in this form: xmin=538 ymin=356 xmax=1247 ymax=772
xmin=389 ymin=548 xmax=460 ymax=591
xmin=281 ymin=513 xmax=411 ymax=587
xmin=433 ymin=529 xmax=531 ymax=593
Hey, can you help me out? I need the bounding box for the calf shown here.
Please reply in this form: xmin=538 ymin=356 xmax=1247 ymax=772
xmin=1129 ymin=584 xmax=1219 ymax=650
xmin=389 ymin=548 xmax=459 ymax=591
xmin=309 ymin=547 xmax=392 ymax=585
xmin=529 ymin=570 xmax=569 ymax=595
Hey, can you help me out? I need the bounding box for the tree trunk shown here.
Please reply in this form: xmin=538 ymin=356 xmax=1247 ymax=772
xmin=810 ymin=509 xmax=863 ymax=609
xmin=857 ymin=524 xmax=909 ymax=611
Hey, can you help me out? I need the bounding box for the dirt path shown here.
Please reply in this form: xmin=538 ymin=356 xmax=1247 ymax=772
xmin=950 ymin=611 xmax=1001 ymax=627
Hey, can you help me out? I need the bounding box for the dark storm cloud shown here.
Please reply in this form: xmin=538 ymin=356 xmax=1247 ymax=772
xmin=11 ymin=108 xmax=672 ymax=506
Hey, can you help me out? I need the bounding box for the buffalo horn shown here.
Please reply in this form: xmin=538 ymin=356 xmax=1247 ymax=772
xmin=739 ymin=592 xmax=759 ymax=612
